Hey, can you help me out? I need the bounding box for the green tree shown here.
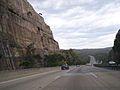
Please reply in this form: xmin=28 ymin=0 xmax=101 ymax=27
xmin=112 ymin=29 xmax=120 ymax=64
xmin=44 ymin=53 xmax=65 ymax=67
xmin=20 ymin=43 xmax=36 ymax=68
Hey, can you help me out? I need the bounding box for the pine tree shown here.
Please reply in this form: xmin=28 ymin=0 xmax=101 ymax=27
xmin=112 ymin=29 xmax=120 ymax=64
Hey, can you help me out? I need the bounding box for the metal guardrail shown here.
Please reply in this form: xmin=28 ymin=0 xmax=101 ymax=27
xmin=94 ymin=64 xmax=120 ymax=70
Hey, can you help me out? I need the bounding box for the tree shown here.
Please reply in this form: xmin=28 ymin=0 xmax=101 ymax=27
xmin=44 ymin=53 xmax=65 ymax=67
xmin=20 ymin=43 xmax=36 ymax=68
xmin=112 ymin=29 xmax=120 ymax=64
xmin=94 ymin=53 xmax=109 ymax=64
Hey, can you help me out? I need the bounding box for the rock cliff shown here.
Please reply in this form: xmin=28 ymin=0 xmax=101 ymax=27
xmin=0 ymin=0 xmax=59 ymax=70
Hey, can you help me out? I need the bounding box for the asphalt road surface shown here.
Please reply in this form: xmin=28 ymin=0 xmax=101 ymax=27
xmin=0 ymin=66 xmax=120 ymax=90
xmin=43 ymin=65 xmax=120 ymax=90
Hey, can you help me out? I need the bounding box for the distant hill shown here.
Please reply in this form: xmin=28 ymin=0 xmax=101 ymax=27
xmin=74 ymin=47 xmax=112 ymax=55
xmin=73 ymin=47 xmax=112 ymax=64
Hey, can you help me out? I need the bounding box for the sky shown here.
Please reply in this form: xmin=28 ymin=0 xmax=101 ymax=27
xmin=28 ymin=0 xmax=120 ymax=49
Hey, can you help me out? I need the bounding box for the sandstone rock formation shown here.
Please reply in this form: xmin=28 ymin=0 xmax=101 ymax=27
xmin=0 ymin=0 xmax=59 ymax=70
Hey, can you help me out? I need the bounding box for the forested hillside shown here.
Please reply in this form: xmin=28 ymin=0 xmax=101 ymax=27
xmin=74 ymin=47 xmax=112 ymax=64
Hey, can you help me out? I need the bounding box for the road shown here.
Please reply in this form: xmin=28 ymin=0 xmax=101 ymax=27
xmin=0 ymin=66 xmax=120 ymax=90
xmin=43 ymin=65 xmax=120 ymax=90
xmin=88 ymin=55 xmax=97 ymax=65
xmin=0 ymin=67 xmax=74 ymax=90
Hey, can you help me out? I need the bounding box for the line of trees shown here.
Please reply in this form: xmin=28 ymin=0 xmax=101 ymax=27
xmin=43 ymin=49 xmax=90 ymax=67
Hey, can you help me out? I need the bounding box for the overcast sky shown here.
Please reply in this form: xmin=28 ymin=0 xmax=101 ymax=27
xmin=28 ymin=0 xmax=120 ymax=49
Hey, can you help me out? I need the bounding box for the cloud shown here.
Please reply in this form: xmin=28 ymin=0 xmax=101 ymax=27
xmin=28 ymin=0 xmax=120 ymax=49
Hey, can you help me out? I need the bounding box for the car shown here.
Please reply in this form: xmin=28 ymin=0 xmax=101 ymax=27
xmin=109 ymin=61 xmax=116 ymax=65
xmin=61 ymin=64 xmax=69 ymax=70
xmin=76 ymin=65 xmax=80 ymax=67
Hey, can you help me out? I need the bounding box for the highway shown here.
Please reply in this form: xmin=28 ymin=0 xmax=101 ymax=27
xmin=43 ymin=66 xmax=120 ymax=90
xmin=0 ymin=66 xmax=120 ymax=90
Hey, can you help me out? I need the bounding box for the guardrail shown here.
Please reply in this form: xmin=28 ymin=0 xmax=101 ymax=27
xmin=94 ymin=64 xmax=120 ymax=70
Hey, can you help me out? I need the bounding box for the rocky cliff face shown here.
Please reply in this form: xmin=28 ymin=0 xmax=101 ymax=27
xmin=0 ymin=0 xmax=59 ymax=70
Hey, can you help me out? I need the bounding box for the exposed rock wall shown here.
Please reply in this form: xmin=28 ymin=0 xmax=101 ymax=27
xmin=0 ymin=0 xmax=59 ymax=70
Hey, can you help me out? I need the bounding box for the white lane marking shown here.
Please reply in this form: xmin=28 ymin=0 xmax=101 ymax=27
xmin=66 ymin=70 xmax=71 ymax=73
xmin=90 ymin=73 xmax=98 ymax=78
xmin=66 ymin=67 xmax=77 ymax=73
xmin=0 ymin=70 xmax=60 ymax=85
xmin=54 ymin=76 xmax=61 ymax=80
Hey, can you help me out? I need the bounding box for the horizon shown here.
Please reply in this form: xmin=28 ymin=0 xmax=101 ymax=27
xmin=28 ymin=0 xmax=120 ymax=49
xmin=60 ymin=46 xmax=112 ymax=50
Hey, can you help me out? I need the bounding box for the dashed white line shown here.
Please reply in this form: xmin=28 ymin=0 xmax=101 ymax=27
xmin=54 ymin=76 xmax=61 ymax=80
xmin=90 ymin=73 xmax=98 ymax=78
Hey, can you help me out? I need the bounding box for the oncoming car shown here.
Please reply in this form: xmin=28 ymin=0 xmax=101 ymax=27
xmin=61 ymin=64 xmax=69 ymax=70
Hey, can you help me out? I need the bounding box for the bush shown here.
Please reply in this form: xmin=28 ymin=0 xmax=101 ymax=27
xmin=19 ymin=61 xmax=33 ymax=69
xmin=44 ymin=53 xmax=65 ymax=67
